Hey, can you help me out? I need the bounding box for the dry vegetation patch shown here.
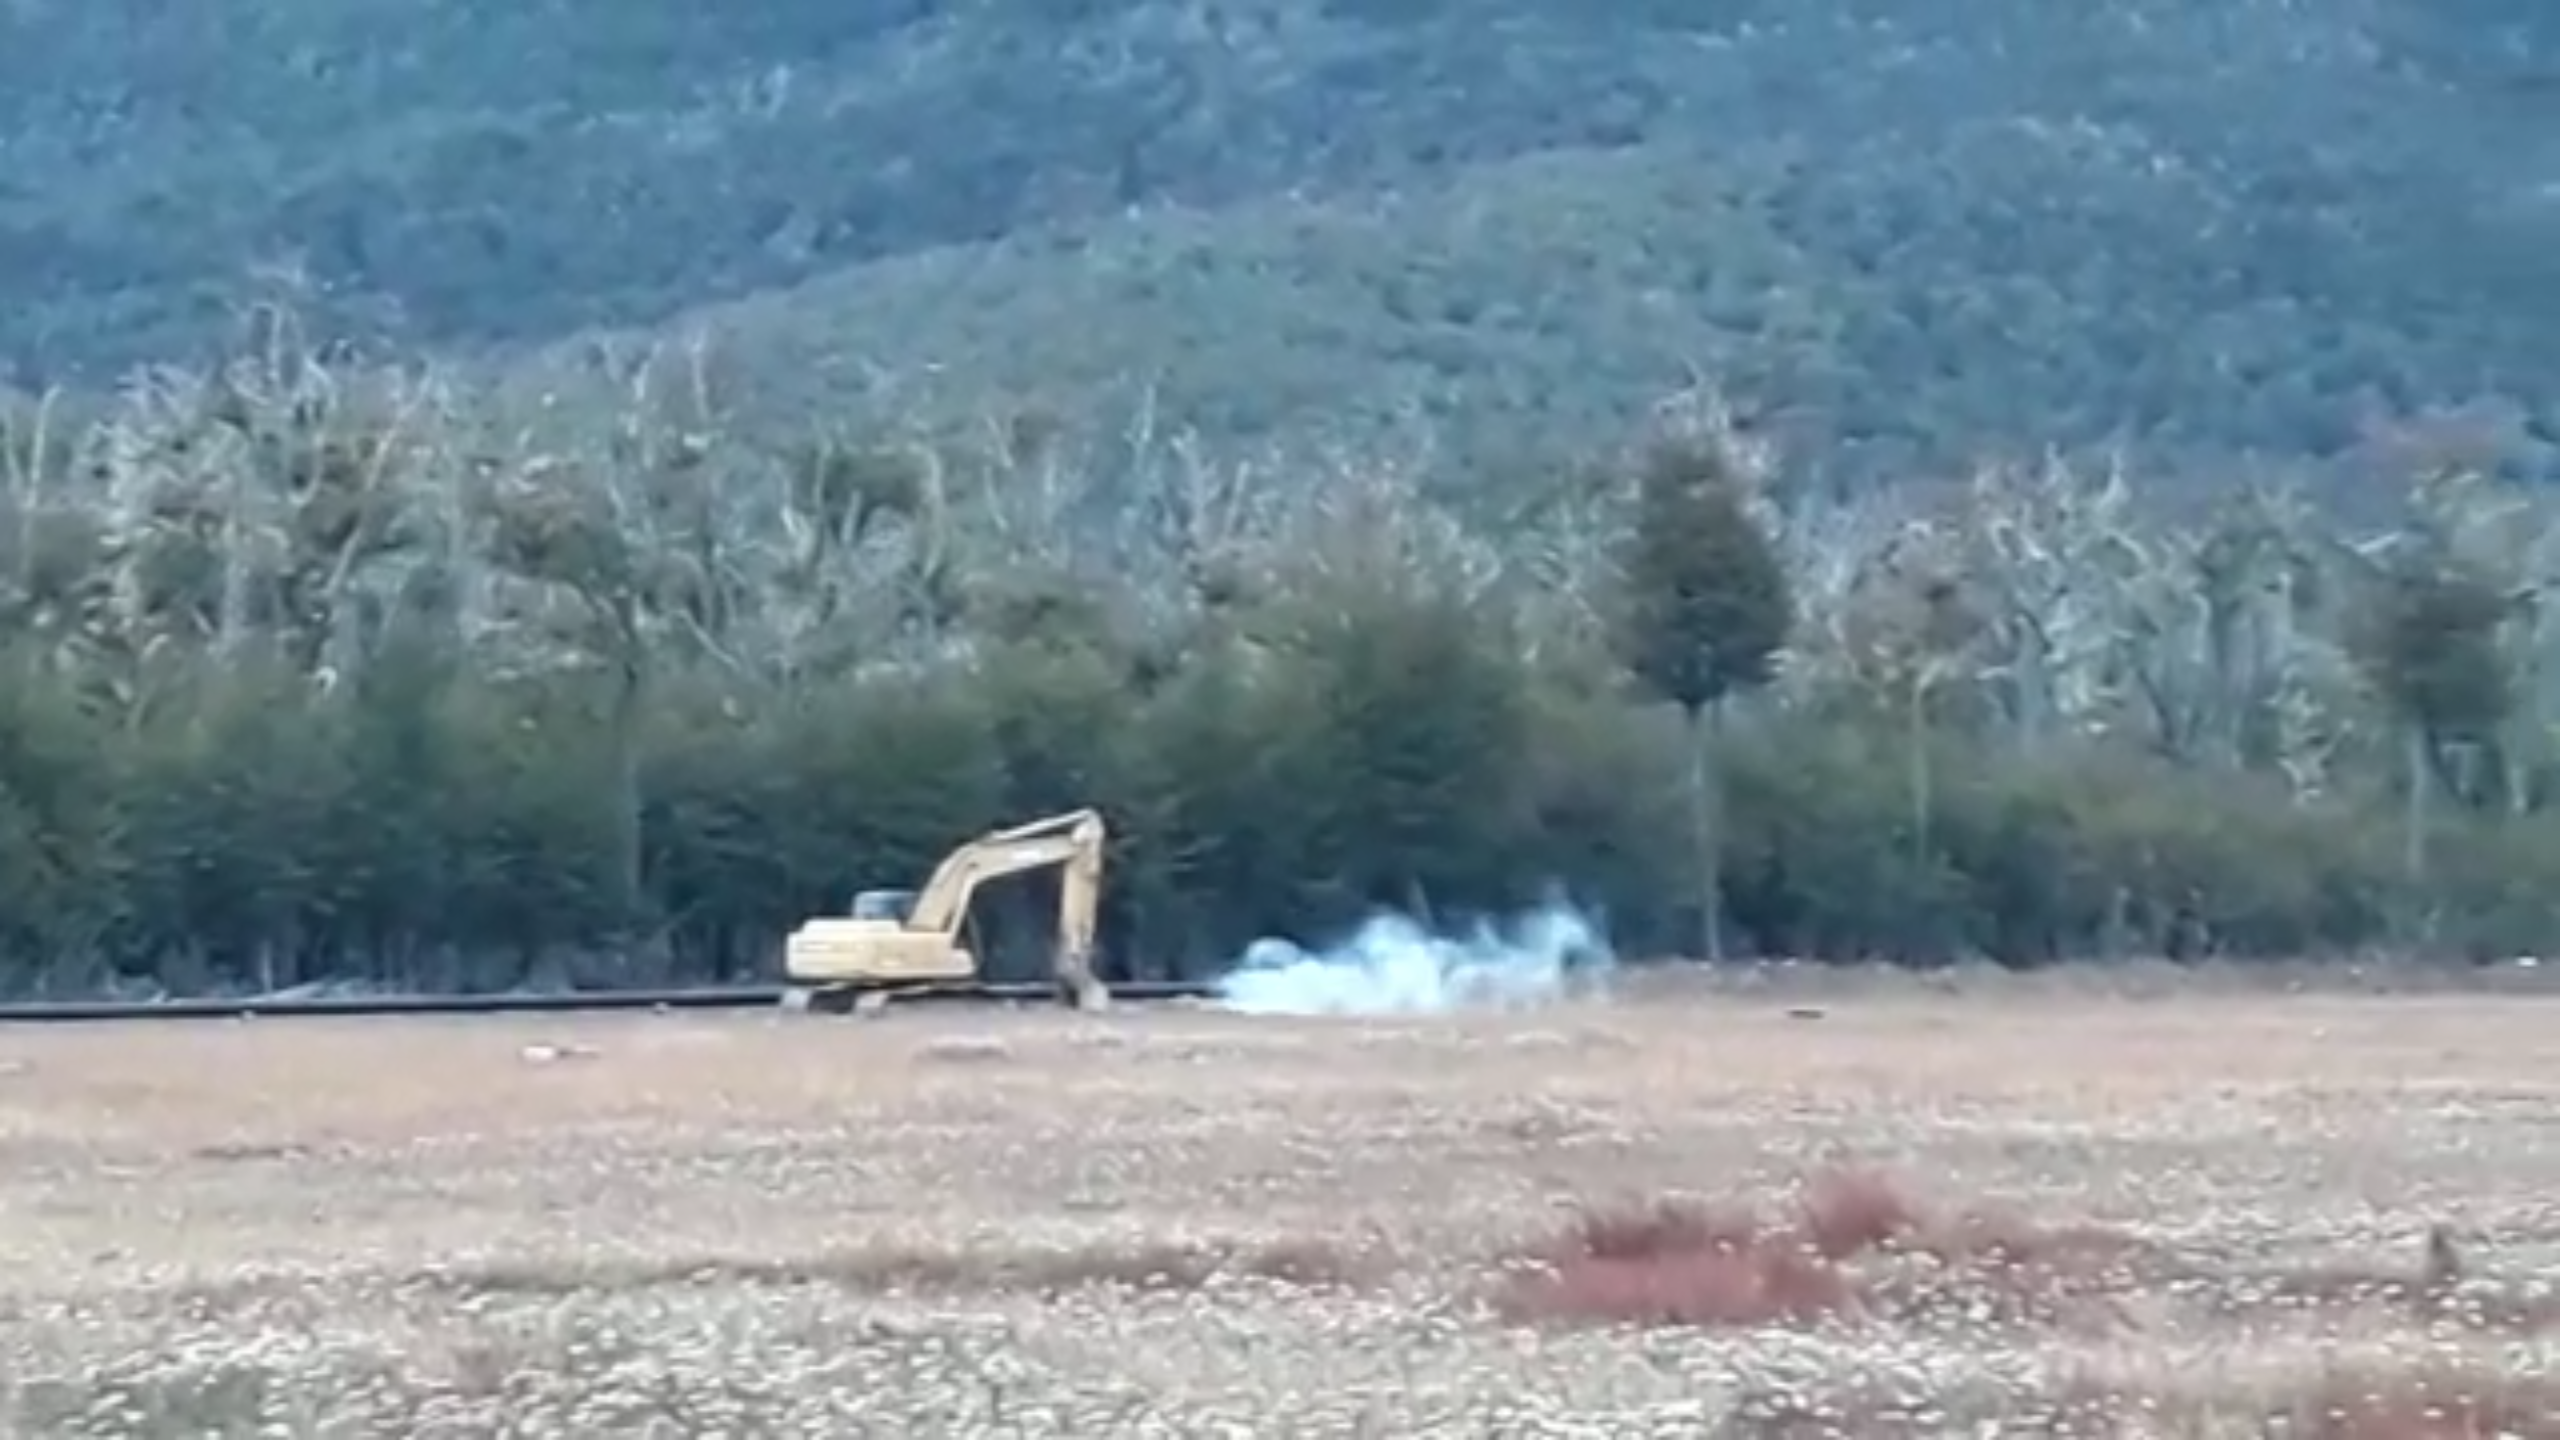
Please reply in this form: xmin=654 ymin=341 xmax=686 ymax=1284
xmin=0 ymin=987 xmax=2554 ymax=1435
xmin=1494 ymin=1166 xmax=2175 ymax=1336
xmin=416 ymin=1232 xmax=1387 ymax=1302
xmin=1497 ymin=1167 xmax=2560 ymax=1346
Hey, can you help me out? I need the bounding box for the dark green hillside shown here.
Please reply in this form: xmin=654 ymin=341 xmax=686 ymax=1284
xmin=2 ymin=0 xmax=2556 ymax=478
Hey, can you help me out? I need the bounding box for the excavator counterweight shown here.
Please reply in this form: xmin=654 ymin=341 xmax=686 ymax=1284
xmin=782 ymin=808 xmax=1111 ymax=1012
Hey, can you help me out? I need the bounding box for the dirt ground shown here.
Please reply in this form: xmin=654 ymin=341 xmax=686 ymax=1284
xmin=0 ymin=986 xmax=2555 ymax=1437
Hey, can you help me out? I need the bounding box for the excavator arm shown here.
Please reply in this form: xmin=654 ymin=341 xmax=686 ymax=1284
xmin=904 ymin=810 xmax=1099 ymax=928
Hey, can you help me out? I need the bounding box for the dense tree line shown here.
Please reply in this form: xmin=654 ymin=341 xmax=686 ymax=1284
xmin=3 ymin=327 xmax=2559 ymax=998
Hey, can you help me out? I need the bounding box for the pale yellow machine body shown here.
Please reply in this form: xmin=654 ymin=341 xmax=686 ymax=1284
xmin=782 ymin=808 xmax=1110 ymax=1011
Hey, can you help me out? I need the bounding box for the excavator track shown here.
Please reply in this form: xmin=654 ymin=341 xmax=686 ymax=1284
xmin=779 ymin=978 xmax=1214 ymax=1015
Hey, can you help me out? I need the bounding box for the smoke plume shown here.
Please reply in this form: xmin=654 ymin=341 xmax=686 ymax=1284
xmin=1213 ymin=897 xmax=1613 ymax=1016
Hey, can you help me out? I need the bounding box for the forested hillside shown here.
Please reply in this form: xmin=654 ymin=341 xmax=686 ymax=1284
xmin=4 ymin=0 xmax=2556 ymax=483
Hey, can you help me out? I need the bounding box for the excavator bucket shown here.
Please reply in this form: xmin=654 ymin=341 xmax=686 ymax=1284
xmin=1063 ymin=961 xmax=1111 ymax=1013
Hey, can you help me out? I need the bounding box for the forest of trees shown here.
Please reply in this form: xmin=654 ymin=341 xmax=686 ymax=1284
xmin=3 ymin=314 xmax=2559 ymax=999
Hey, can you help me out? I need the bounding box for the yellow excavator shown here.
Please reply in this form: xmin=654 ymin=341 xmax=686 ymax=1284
xmin=782 ymin=808 xmax=1113 ymax=1013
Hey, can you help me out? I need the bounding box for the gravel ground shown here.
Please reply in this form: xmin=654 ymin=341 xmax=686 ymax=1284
xmin=0 ymin=986 xmax=2553 ymax=1437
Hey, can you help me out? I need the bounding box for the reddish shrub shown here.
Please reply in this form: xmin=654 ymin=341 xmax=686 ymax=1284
xmin=1502 ymin=1229 xmax=1857 ymax=1327
xmin=1494 ymin=1163 xmax=2558 ymax=1360
xmin=1796 ymin=1166 xmax=1921 ymax=1260
xmin=1571 ymin=1197 xmax=1762 ymax=1260
xmin=1498 ymin=1190 xmax=1864 ymax=1329
xmin=1497 ymin=1167 xmax=2156 ymax=1334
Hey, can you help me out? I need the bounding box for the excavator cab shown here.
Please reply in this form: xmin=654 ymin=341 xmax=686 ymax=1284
xmin=784 ymin=809 xmax=1112 ymax=1012
xmin=847 ymin=889 xmax=917 ymax=921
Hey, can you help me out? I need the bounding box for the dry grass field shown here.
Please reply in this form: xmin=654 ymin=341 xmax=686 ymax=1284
xmin=0 ymin=983 xmax=2556 ymax=1437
